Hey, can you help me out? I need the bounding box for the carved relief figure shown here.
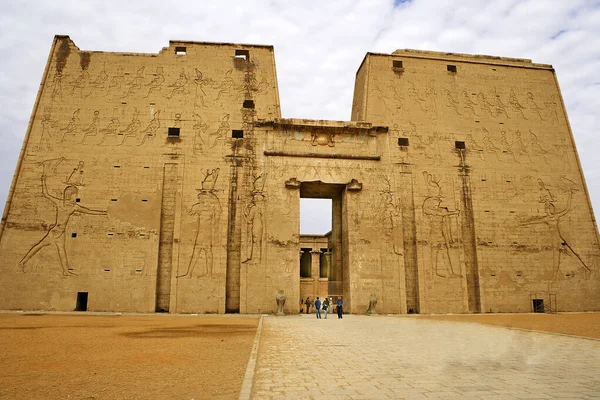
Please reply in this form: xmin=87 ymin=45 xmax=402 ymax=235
xmin=509 ymin=89 xmax=527 ymax=119
xmin=493 ymin=89 xmax=509 ymax=119
xmin=123 ymin=66 xmax=145 ymax=98
xmin=59 ymin=109 xmax=81 ymax=142
xmin=40 ymin=113 xmax=58 ymax=146
xmin=145 ymin=67 xmax=165 ymax=98
xmin=477 ymin=92 xmax=495 ymax=117
xmin=500 ymin=129 xmax=519 ymax=163
xmin=209 ymin=114 xmax=230 ymax=147
xmin=243 ymin=173 xmax=267 ymax=263
xmin=192 ymin=113 xmax=208 ymax=153
xmin=113 ymin=109 xmax=140 ymax=145
xmin=444 ymin=89 xmax=461 ymax=115
xmin=85 ymin=67 xmax=108 ymax=97
xmin=512 ymin=130 xmax=532 ymax=163
xmin=70 ymin=68 xmax=90 ymax=96
xmin=482 ymin=128 xmax=502 ymax=161
xmin=178 ymin=168 xmax=222 ymax=278
xmin=138 ymin=110 xmax=161 ymax=146
xmin=81 ymin=110 xmax=100 ymax=143
xmin=165 ymin=70 xmax=188 ymax=99
xmin=105 ymin=67 xmax=124 ymax=97
xmin=379 ymin=177 xmax=402 ymax=256
xmin=51 ymin=72 xmax=63 ymax=99
xmin=422 ymin=172 xmax=460 ymax=278
xmin=461 ymin=91 xmax=478 ymax=116
xmin=526 ymin=92 xmax=544 ymax=120
xmin=18 ymin=168 xmax=107 ymax=276
xmin=520 ymin=179 xmax=591 ymax=279
xmin=545 ymin=94 xmax=560 ymax=126
xmin=214 ymin=69 xmax=235 ymax=101
xmin=193 ymin=68 xmax=214 ymax=107
xmin=465 ymin=134 xmax=484 ymax=160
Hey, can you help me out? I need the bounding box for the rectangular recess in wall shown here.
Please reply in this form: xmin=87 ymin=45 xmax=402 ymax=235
xmin=392 ymin=60 xmax=403 ymax=69
xmin=455 ymin=141 xmax=466 ymax=149
xmin=232 ymin=130 xmax=244 ymax=138
xmin=447 ymin=64 xmax=457 ymax=73
xmin=168 ymin=127 xmax=180 ymax=137
xmin=235 ymin=49 xmax=250 ymax=60
xmin=398 ymin=137 xmax=409 ymax=146
xmin=243 ymin=99 xmax=255 ymax=109
xmin=175 ymin=46 xmax=186 ymax=55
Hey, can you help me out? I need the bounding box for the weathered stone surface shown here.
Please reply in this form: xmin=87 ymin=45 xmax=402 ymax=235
xmin=0 ymin=37 xmax=598 ymax=314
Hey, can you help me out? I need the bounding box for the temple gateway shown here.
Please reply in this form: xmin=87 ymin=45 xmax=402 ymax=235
xmin=0 ymin=36 xmax=598 ymax=314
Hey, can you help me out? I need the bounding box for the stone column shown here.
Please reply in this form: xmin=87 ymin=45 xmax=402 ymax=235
xmin=311 ymin=250 xmax=320 ymax=297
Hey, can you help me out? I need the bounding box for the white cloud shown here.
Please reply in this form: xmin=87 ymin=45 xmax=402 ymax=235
xmin=0 ymin=0 xmax=598 ymax=229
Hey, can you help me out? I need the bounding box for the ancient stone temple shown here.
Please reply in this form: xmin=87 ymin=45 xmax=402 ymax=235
xmin=1 ymin=35 xmax=598 ymax=314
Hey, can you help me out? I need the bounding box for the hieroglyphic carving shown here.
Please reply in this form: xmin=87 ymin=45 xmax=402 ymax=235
xmin=520 ymin=178 xmax=591 ymax=279
xmin=408 ymin=80 xmax=436 ymax=118
xmin=243 ymin=173 xmax=266 ymax=263
xmin=477 ymin=92 xmax=495 ymax=117
xmin=59 ymin=109 xmax=81 ymax=142
xmin=379 ymin=177 xmax=402 ymax=255
xmin=209 ymin=114 xmax=230 ymax=147
xmin=51 ymin=72 xmax=64 ymax=100
xmin=138 ymin=110 xmax=161 ymax=145
xmin=18 ymin=162 xmax=107 ymax=276
xmin=165 ymin=70 xmax=188 ymax=99
xmin=123 ymin=66 xmax=145 ymax=98
xmin=214 ymin=69 xmax=235 ymax=101
xmin=444 ymin=89 xmax=461 ymax=115
xmin=545 ymin=94 xmax=560 ymax=126
xmin=81 ymin=110 xmax=100 ymax=143
xmin=500 ymin=129 xmax=519 ymax=163
xmin=509 ymin=89 xmax=527 ymax=119
xmin=40 ymin=113 xmax=58 ymax=146
xmin=105 ymin=67 xmax=124 ymax=97
xmin=526 ymin=92 xmax=544 ymax=120
xmin=105 ymin=109 xmax=137 ymax=145
xmin=192 ymin=113 xmax=208 ymax=154
xmin=493 ymin=88 xmax=510 ymax=119
xmin=70 ymin=67 xmax=90 ymax=97
xmin=311 ymin=130 xmax=335 ymax=147
xmin=422 ymin=172 xmax=460 ymax=278
xmin=460 ymin=91 xmax=478 ymax=116
xmin=85 ymin=67 xmax=108 ymax=98
xmin=482 ymin=128 xmax=502 ymax=161
xmin=193 ymin=68 xmax=214 ymax=107
xmin=465 ymin=134 xmax=484 ymax=159
xmin=177 ymin=168 xmax=222 ymax=278
xmin=512 ymin=130 xmax=532 ymax=163
xmin=144 ymin=67 xmax=165 ymax=98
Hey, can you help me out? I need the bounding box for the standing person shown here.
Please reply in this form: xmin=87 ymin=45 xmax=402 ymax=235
xmin=299 ymin=298 xmax=304 ymax=314
xmin=305 ymin=297 xmax=312 ymax=314
xmin=322 ymin=297 xmax=330 ymax=319
xmin=314 ymin=297 xmax=322 ymax=319
xmin=329 ymin=298 xmax=334 ymax=314
xmin=336 ymin=297 xmax=344 ymax=319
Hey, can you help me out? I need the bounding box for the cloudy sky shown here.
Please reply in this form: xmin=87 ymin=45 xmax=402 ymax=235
xmin=0 ymin=0 xmax=599 ymax=234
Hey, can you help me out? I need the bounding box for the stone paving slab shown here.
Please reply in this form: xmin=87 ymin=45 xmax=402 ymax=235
xmin=250 ymin=315 xmax=600 ymax=399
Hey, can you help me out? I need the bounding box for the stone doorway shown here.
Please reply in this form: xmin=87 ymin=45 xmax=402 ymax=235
xmin=299 ymin=182 xmax=345 ymax=312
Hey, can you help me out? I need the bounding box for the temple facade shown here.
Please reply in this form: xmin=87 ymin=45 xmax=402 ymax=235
xmin=0 ymin=35 xmax=598 ymax=314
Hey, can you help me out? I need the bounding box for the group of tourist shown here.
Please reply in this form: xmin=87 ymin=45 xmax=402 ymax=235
xmin=302 ymin=296 xmax=343 ymax=319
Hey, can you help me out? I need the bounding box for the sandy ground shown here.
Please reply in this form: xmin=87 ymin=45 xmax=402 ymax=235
xmin=413 ymin=312 xmax=600 ymax=339
xmin=0 ymin=313 xmax=258 ymax=400
xmin=0 ymin=312 xmax=598 ymax=399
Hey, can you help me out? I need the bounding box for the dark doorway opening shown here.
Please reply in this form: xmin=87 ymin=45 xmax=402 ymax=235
xmin=532 ymin=299 xmax=545 ymax=313
xmin=75 ymin=292 xmax=88 ymax=311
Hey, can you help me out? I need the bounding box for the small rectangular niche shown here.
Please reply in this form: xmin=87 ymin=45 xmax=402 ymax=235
xmin=455 ymin=141 xmax=466 ymax=149
xmin=397 ymin=137 xmax=409 ymax=146
xmin=235 ymin=49 xmax=250 ymax=61
xmin=475 ymin=120 xmax=480 ymax=123
xmin=175 ymin=46 xmax=187 ymax=55
xmin=490 ymin=274 xmax=496 ymax=277
xmin=71 ymin=233 xmax=77 ymax=238
xmin=103 ymin=269 xmax=111 ymax=272
xmin=447 ymin=64 xmax=457 ymax=73
xmin=135 ymin=269 xmax=143 ymax=273
xmin=111 ymin=199 xmax=118 ymax=202
xmin=107 ymin=233 xmax=114 ymax=237
xmin=232 ymin=129 xmax=244 ymax=139
xmin=142 ymin=199 xmax=148 ymax=202
xmin=243 ymin=99 xmax=255 ymax=109
xmin=392 ymin=60 xmax=403 ymax=69
xmin=139 ymin=233 xmax=146 ymax=237
xmin=113 ymin=165 xmax=121 ymax=168
xmin=168 ymin=127 xmax=180 ymax=137
xmin=75 ymin=198 xmax=81 ymax=203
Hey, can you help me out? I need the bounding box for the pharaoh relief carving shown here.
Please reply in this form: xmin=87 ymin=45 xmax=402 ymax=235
xmin=178 ymin=168 xmax=222 ymax=279
xmin=84 ymin=66 xmax=108 ymax=98
xmin=165 ymin=70 xmax=188 ymax=99
xmin=193 ymin=113 xmax=208 ymax=154
xmin=519 ymin=178 xmax=591 ymax=280
xmin=193 ymin=68 xmax=214 ymax=107
xmin=243 ymin=173 xmax=267 ymax=264
xmin=80 ymin=110 xmax=100 ymax=143
xmin=209 ymin=114 xmax=230 ymax=148
xmin=422 ymin=172 xmax=461 ymax=278
xmin=407 ymin=80 xmax=437 ymax=118
xmin=123 ymin=66 xmax=145 ymax=98
xmin=144 ymin=67 xmax=165 ymax=98
xmin=138 ymin=110 xmax=161 ymax=146
xmin=59 ymin=109 xmax=81 ymax=142
xmin=18 ymin=159 xmax=107 ymax=276
xmin=39 ymin=113 xmax=58 ymax=148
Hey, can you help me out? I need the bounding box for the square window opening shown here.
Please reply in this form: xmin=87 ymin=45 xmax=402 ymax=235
xmin=235 ymin=49 xmax=250 ymax=61
xmin=71 ymin=233 xmax=77 ymax=238
xmin=168 ymin=127 xmax=180 ymax=137
xmin=232 ymin=129 xmax=244 ymax=139
xmin=243 ymin=99 xmax=255 ymax=109
xmin=455 ymin=141 xmax=466 ymax=149
xmin=75 ymin=198 xmax=81 ymax=203
xmin=175 ymin=46 xmax=187 ymax=55
xmin=447 ymin=64 xmax=457 ymax=73
xmin=392 ymin=60 xmax=403 ymax=69
xmin=397 ymin=137 xmax=409 ymax=146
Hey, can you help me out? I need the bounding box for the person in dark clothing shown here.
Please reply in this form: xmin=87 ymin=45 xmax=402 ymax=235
xmin=314 ymin=297 xmax=322 ymax=319
xmin=304 ymin=297 xmax=312 ymax=314
xmin=336 ymin=297 xmax=343 ymax=319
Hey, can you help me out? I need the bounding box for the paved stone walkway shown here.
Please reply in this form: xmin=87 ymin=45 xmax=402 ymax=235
xmin=250 ymin=314 xmax=600 ymax=399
